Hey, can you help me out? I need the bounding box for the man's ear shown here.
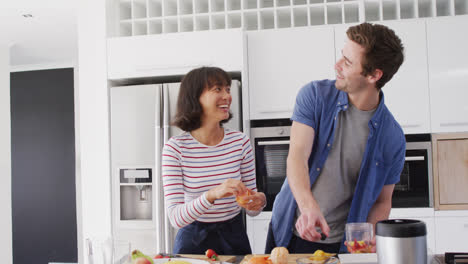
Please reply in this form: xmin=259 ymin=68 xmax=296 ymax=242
xmin=367 ymin=69 xmax=383 ymax=85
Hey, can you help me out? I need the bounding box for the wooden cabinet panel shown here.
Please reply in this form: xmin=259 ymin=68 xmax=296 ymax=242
xmin=433 ymin=133 xmax=468 ymax=210
xmin=437 ymin=139 xmax=468 ymax=204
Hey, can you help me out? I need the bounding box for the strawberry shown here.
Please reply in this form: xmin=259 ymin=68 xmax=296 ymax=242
xmin=205 ymin=249 xmax=219 ymax=261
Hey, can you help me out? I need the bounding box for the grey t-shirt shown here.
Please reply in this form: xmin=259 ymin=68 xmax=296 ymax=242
xmin=294 ymin=103 xmax=375 ymax=243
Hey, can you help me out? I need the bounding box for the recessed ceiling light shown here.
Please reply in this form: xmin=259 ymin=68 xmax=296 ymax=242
xmin=22 ymin=14 xmax=33 ymax=18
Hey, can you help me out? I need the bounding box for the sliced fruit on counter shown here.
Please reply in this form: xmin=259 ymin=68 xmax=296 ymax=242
xmin=247 ymin=256 xmax=272 ymax=264
xmin=132 ymin=250 xmax=154 ymax=264
xmin=308 ymin=249 xmax=336 ymax=261
xmin=205 ymin=249 xmax=219 ymax=261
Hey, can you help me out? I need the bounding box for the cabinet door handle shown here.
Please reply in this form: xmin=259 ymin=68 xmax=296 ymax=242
xmin=401 ymin=123 xmax=422 ymax=128
xmin=258 ymin=140 xmax=290 ymax=146
xmin=440 ymin=122 xmax=468 ymax=127
xmin=136 ymin=62 xmax=212 ymax=72
xmin=258 ymin=108 xmax=294 ymax=113
xmin=405 ymin=156 xmax=425 ymax=161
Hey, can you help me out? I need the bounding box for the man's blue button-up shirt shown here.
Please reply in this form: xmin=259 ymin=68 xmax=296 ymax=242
xmin=271 ymin=79 xmax=406 ymax=253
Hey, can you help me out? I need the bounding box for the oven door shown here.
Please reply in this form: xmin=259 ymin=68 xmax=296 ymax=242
xmin=392 ymin=141 xmax=433 ymax=208
xmin=254 ymin=137 xmax=290 ymax=211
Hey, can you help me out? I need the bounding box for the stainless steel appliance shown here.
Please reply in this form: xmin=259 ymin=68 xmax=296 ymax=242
xmin=110 ymin=80 xmax=242 ymax=253
xmin=119 ymin=168 xmax=153 ymax=220
xmin=392 ymin=134 xmax=433 ymax=208
xmin=376 ymin=219 xmax=427 ymax=264
xmin=251 ymin=119 xmax=291 ymax=211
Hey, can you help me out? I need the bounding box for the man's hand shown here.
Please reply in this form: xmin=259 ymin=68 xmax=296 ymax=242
xmin=295 ymin=207 xmax=330 ymax=242
xmin=370 ymin=236 xmax=376 ymax=253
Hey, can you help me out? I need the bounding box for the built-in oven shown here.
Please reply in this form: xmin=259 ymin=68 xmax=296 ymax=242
xmin=251 ymin=119 xmax=291 ymax=211
xmin=251 ymin=119 xmax=434 ymax=211
xmin=392 ymin=134 xmax=433 ymax=208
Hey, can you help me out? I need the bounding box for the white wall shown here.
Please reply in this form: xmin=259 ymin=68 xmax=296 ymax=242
xmin=0 ymin=44 xmax=12 ymax=263
xmin=76 ymin=0 xmax=112 ymax=263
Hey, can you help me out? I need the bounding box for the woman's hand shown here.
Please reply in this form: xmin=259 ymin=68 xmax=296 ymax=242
xmin=238 ymin=190 xmax=266 ymax=211
xmin=205 ymin=179 xmax=247 ymax=204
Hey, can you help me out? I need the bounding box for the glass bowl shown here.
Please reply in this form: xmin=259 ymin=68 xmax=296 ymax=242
xmin=345 ymin=222 xmax=373 ymax=254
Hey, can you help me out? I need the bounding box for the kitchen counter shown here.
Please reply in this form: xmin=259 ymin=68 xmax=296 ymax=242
xmin=230 ymin=254 xmax=446 ymax=264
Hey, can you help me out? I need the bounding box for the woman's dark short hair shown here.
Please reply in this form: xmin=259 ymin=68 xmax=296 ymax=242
xmin=173 ymin=66 xmax=233 ymax=132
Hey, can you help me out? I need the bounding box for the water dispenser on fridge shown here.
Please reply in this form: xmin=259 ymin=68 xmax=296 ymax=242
xmin=119 ymin=168 xmax=153 ymax=221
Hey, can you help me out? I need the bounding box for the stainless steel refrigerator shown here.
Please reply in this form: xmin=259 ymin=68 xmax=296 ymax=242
xmin=110 ymin=81 xmax=242 ymax=254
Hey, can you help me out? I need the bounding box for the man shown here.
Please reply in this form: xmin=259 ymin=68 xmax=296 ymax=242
xmin=265 ymin=23 xmax=406 ymax=254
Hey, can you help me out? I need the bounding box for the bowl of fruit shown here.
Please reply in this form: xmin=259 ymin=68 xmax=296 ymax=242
xmin=296 ymin=250 xmax=337 ymax=264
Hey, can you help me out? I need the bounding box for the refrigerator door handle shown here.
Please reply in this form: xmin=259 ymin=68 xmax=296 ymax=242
xmin=163 ymin=85 xmax=170 ymax=143
xmin=154 ymin=85 xmax=166 ymax=253
xmin=162 ymin=84 xmax=173 ymax=253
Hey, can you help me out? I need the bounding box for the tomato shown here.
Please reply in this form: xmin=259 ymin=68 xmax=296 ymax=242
xmin=205 ymin=249 xmax=219 ymax=261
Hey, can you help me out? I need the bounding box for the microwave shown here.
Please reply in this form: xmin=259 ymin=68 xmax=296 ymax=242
xmin=251 ymin=119 xmax=433 ymax=211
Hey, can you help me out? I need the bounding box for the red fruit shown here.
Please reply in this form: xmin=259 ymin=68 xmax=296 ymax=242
xmin=154 ymin=254 xmax=163 ymax=259
xmin=205 ymin=249 xmax=219 ymax=260
xmin=135 ymin=257 xmax=152 ymax=264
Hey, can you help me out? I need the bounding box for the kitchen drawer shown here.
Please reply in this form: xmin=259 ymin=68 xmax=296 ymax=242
xmin=435 ymin=216 xmax=468 ymax=254
xmin=246 ymin=212 xmax=272 ymax=254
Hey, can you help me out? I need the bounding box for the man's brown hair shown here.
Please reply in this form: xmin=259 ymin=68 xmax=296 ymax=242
xmin=346 ymin=22 xmax=404 ymax=89
xmin=173 ymin=66 xmax=232 ymax=132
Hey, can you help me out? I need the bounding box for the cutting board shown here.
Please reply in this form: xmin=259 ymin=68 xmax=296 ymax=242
xmin=180 ymin=254 xmax=237 ymax=263
xmin=240 ymin=254 xmax=323 ymax=264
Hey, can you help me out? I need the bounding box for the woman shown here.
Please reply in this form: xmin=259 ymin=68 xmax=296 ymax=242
xmin=162 ymin=66 xmax=266 ymax=255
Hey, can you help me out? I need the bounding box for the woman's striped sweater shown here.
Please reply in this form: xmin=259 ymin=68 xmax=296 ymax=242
xmin=162 ymin=128 xmax=257 ymax=228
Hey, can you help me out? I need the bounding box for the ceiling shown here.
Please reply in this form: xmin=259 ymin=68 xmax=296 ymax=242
xmin=1 ymin=0 xmax=77 ymax=67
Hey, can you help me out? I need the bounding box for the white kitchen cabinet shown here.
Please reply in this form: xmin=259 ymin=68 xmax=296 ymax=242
xmin=335 ymin=20 xmax=431 ymax=134
xmin=247 ymin=212 xmax=272 ymax=254
xmin=427 ymin=16 xmax=468 ymax=133
xmin=435 ymin=216 xmax=468 ymax=254
xmin=107 ymin=29 xmax=244 ymax=79
xmin=247 ymin=27 xmax=336 ymax=120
